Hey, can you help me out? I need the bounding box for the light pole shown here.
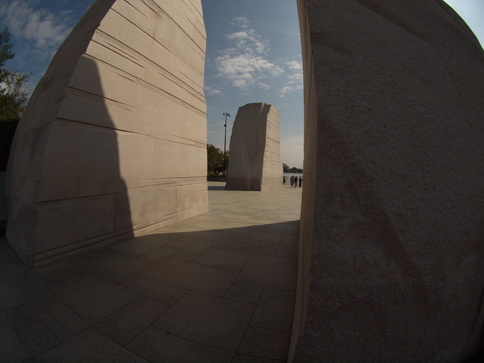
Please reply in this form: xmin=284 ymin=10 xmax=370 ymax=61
xmin=223 ymin=112 xmax=230 ymax=175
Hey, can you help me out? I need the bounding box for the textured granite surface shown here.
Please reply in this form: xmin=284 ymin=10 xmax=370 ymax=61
xmin=291 ymin=0 xmax=484 ymax=361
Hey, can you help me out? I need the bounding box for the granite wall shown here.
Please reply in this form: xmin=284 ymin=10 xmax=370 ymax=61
xmin=226 ymin=103 xmax=282 ymax=191
xmin=6 ymin=0 xmax=208 ymax=266
xmin=290 ymin=0 xmax=484 ymax=361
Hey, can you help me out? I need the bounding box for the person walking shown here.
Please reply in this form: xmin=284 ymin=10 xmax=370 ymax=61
xmin=299 ymin=175 xmax=303 ymax=187
xmin=290 ymin=175 xmax=294 ymax=187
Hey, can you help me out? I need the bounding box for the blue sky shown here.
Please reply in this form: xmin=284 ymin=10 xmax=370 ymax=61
xmin=1 ymin=0 xmax=483 ymax=168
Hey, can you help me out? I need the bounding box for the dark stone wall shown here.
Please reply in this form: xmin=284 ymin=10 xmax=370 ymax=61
xmin=291 ymin=0 xmax=484 ymax=361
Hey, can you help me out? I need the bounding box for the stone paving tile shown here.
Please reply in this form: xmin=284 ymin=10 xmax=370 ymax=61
xmin=219 ymin=226 xmax=249 ymax=239
xmin=280 ymin=234 xmax=298 ymax=249
xmin=222 ymin=237 xmax=281 ymax=250
xmin=126 ymin=326 xmax=234 ymax=362
xmin=56 ymin=275 xmax=139 ymax=324
xmin=267 ymin=221 xmax=300 ymax=233
xmin=165 ymin=235 xmax=215 ymax=253
xmin=236 ymin=255 xmax=297 ymax=291
xmin=109 ymin=234 xmax=175 ymax=256
xmin=171 ymin=249 xmax=200 ymax=261
xmin=155 ymin=291 xmax=255 ymax=352
xmin=233 ymin=354 xmax=284 ymax=362
xmin=251 ymin=289 xmax=295 ymax=330
xmin=12 ymin=270 xmax=53 ymax=302
xmin=238 ymin=327 xmax=290 ymax=361
xmin=194 ymin=247 xmax=251 ymax=270
xmin=188 ymin=229 xmax=237 ymax=243
xmin=37 ymin=328 xmax=146 ymax=362
xmin=122 ymin=274 xmax=187 ymax=305
xmin=137 ymin=245 xmax=178 ymax=263
xmin=34 ymin=259 xmax=100 ymax=292
xmin=276 ymin=248 xmax=297 ymax=258
xmin=16 ymin=321 xmax=59 ymax=356
xmin=224 ymin=284 xmax=263 ymax=304
xmin=94 ymin=295 xmax=169 ymax=346
xmin=0 ymin=276 xmax=26 ymax=311
xmin=174 ymin=229 xmax=231 ymax=242
xmin=73 ymin=248 xmax=152 ymax=282
xmin=5 ymin=303 xmax=41 ymax=331
xmin=32 ymin=293 xmax=89 ymax=342
xmin=0 ymin=238 xmax=29 ymax=277
xmin=0 ymin=312 xmax=29 ymax=361
xmin=214 ymin=240 xmax=278 ymax=257
xmin=247 ymin=230 xmax=284 ymax=244
xmin=142 ymin=257 xmax=238 ymax=297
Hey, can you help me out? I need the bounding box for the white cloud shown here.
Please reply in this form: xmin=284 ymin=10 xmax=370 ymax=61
xmin=209 ymin=17 xmax=303 ymax=97
xmin=225 ymin=25 xmax=269 ymax=55
xmin=208 ymin=89 xmax=223 ymax=96
xmin=286 ymin=60 xmax=302 ymax=70
xmin=204 ymin=85 xmax=224 ymax=97
xmin=279 ymin=86 xmax=292 ymax=97
xmin=257 ymin=82 xmax=271 ymax=90
xmin=227 ymin=31 xmax=249 ymax=41
xmin=231 ymin=17 xmax=251 ymax=30
xmin=278 ymin=60 xmax=303 ymax=97
xmin=0 ymin=0 xmax=71 ymax=58
xmin=216 ymin=17 xmax=285 ymax=90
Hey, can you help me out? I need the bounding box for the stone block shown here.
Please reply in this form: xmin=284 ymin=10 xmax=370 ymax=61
xmin=290 ymin=0 xmax=484 ymax=361
xmin=226 ymin=103 xmax=282 ymax=191
xmin=6 ymin=0 xmax=208 ymax=265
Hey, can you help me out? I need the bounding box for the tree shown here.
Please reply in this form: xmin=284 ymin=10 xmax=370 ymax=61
xmin=207 ymin=144 xmax=225 ymax=175
xmin=0 ymin=28 xmax=29 ymax=120
xmin=289 ymin=166 xmax=303 ymax=173
xmin=283 ymin=163 xmax=289 ymax=172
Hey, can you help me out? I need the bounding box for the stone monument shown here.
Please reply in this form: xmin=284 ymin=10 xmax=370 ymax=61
xmin=225 ymin=103 xmax=282 ymax=191
xmin=290 ymin=0 xmax=484 ymax=361
xmin=6 ymin=0 xmax=208 ymax=266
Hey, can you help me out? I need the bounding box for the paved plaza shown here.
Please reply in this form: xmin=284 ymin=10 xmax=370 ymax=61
xmin=1 ymin=181 xmax=302 ymax=362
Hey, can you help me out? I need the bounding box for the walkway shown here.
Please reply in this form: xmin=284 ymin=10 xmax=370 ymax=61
xmin=1 ymin=181 xmax=302 ymax=362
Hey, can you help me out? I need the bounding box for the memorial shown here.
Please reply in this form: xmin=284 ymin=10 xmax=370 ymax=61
xmin=290 ymin=0 xmax=484 ymax=361
xmin=3 ymin=0 xmax=483 ymax=360
xmin=225 ymin=103 xmax=283 ymax=191
xmin=6 ymin=0 xmax=208 ymax=266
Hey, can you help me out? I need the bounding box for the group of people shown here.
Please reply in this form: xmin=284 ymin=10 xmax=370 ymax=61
xmin=283 ymin=175 xmax=302 ymax=188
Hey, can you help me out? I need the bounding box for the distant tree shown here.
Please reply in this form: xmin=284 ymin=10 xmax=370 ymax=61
xmin=289 ymin=166 xmax=303 ymax=173
xmin=283 ymin=163 xmax=289 ymax=172
xmin=0 ymin=118 xmax=18 ymax=170
xmin=0 ymin=28 xmax=29 ymax=120
xmin=207 ymin=144 xmax=225 ymax=175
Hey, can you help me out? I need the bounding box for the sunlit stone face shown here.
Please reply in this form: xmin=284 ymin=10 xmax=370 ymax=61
xmin=226 ymin=102 xmax=282 ymax=191
xmin=6 ymin=0 xmax=208 ymax=265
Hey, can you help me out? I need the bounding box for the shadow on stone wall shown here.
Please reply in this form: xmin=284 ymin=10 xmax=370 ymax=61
xmin=6 ymin=54 xmax=133 ymax=266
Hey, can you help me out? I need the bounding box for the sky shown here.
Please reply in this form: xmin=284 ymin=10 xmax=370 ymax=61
xmin=1 ymin=0 xmax=483 ymax=169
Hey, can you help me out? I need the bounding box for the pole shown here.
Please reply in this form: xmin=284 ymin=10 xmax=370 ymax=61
xmin=223 ymin=112 xmax=230 ymax=174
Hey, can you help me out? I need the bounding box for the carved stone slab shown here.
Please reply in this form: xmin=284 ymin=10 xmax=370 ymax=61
xmin=6 ymin=0 xmax=208 ymax=265
xmin=291 ymin=0 xmax=484 ymax=361
xmin=226 ymin=103 xmax=282 ymax=191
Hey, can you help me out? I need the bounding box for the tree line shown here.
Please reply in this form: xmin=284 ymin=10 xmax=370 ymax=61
xmin=0 ymin=28 xmax=29 ymax=171
xmin=207 ymin=144 xmax=302 ymax=176
xmin=283 ymin=163 xmax=303 ymax=173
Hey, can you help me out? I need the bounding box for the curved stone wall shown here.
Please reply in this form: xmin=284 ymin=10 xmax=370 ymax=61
xmin=290 ymin=0 xmax=484 ymax=361
xmin=6 ymin=0 xmax=208 ymax=265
